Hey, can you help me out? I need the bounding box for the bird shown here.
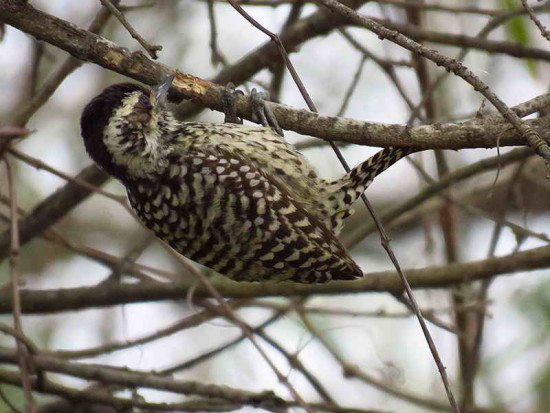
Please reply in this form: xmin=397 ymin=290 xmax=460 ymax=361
xmin=80 ymin=74 xmax=417 ymax=283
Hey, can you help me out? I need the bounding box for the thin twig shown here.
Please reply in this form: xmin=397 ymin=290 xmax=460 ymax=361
xmin=0 ymin=367 xmax=383 ymax=413
xmin=10 ymin=149 xmax=125 ymax=204
xmin=47 ymin=300 xmax=247 ymax=359
xmin=315 ymin=0 xmax=550 ymax=165
xmin=346 ymin=148 xmax=533 ymax=248
xmin=99 ymin=0 xmax=162 ymax=59
xmin=360 ymin=191 xmax=459 ymax=412
xmin=206 ymin=0 xmax=227 ymax=66
xmin=5 ymin=160 xmax=37 ymax=413
xmin=336 ymin=54 xmax=367 ymax=117
xmin=161 ymin=243 xmax=313 ymax=413
xmin=339 ymin=28 xmax=418 ymax=115
xmin=220 ymin=4 xmax=458 ymax=409
xmin=254 ymin=326 xmax=336 ymax=404
xmin=162 ymin=308 xmax=289 ymax=374
xmin=466 ymin=159 xmax=529 ymax=408
xmin=522 ymin=0 xmax=550 ymax=41
xmin=297 ymin=310 xmax=452 ymax=411
xmin=0 ymin=196 xmax=176 ymax=283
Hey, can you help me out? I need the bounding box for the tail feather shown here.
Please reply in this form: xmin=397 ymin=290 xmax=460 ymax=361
xmin=321 ymin=147 xmax=419 ymax=233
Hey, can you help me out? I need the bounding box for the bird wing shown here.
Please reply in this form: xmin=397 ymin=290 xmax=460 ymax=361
xmin=155 ymin=147 xmax=363 ymax=283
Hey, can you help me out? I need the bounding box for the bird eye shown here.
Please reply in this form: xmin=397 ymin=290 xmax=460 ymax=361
xmin=127 ymin=93 xmax=152 ymax=123
xmin=135 ymin=94 xmax=152 ymax=112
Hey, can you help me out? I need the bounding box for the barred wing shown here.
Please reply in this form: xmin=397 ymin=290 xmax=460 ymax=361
xmin=128 ymin=149 xmax=363 ymax=283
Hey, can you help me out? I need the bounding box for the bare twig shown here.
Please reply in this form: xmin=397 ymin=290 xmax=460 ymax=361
xmin=297 ymin=310 xmax=452 ymax=411
xmin=47 ymin=300 xmax=246 ymax=359
xmin=0 ymin=165 xmax=110 ymax=263
xmin=0 ymin=126 xmax=31 ymax=139
xmin=206 ymin=0 xmax=227 ymax=66
xmin=336 ymin=54 xmax=367 ymax=117
xmin=4 ymin=160 xmax=37 ymax=413
xmin=0 ymin=368 xmax=384 ymax=413
xmin=3 ymin=243 xmax=550 ymax=313
xmin=99 ymin=0 xmax=162 ymax=59
xmin=0 ymin=352 xmax=288 ymax=409
xmin=314 ymin=0 xmax=550 ymax=166
xmin=466 ymin=160 xmax=530 ymax=409
xmin=522 ymin=0 xmax=550 ymax=41
xmin=360 ymin=192 xmax=459 ymax=412
xmin=162 ymin=308 xmax=289 ymax=374
xmin=10 ymin=149 xmax=125 ymax=203
xmin=161 ymin=245 xmax=313 ymax=412
xmin=220 ymin=4 xmax=458 ymax=409
xmin=346 ymin=148 xmax=534 ymax=248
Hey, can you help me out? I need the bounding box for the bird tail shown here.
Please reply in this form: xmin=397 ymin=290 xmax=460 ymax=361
xmin=323 ymin=147 xmax=419 ymax=234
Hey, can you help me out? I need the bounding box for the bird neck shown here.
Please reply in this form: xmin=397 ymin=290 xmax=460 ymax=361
xmin=105 ymin=110 xmax=180 ymax=181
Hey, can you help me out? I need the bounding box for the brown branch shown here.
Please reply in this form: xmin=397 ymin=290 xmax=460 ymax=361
xmin=2 ymin=0 xmax=550 ymax=150
xmin=0 ymin=127 xmax=31 ymax=139
xmin=0 ymin=356 xmax=288 ymax=409
xmin=0 ymin=165 xmax=109 ymax=263
xmin=1 ymin=243 xmax=550 ymax=314
xmin=0 ymin=368 xmax=384 ymax=413
xmin=4 ymin=160 xmax=36 ymax=413
xmin=46 ymin=300 xmax=247 ymax=359
xmin=371 ymin=16 xmax=550 ymax=61
xmin=314 ymin=0 xmax=550 ymax=164
xmin=345 ymin=149 xmax=533 ymax=249
xmin=521 ymin=0 xmax=550 ymax=42
xmin=297 ymin=310 xmax=451 ymax=411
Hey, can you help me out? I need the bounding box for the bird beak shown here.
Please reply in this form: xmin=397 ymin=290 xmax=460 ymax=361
xmin=155 ymin=73 xmax=176 ymax=107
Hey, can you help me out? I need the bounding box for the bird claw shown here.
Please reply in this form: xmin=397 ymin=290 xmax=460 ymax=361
xmin=222 ymin=82 xmax=244 ymax=125
xmin=222 ymin=83 xmax=283 ymax=137
xmin=250 ymin=88 xmax=284 ymax=137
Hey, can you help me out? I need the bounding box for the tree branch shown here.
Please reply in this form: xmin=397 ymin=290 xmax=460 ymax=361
xmin=0 ymin=165 xmax=108 ymax=262
xmin=1 ymin=0 xmax=550 ymax=150
xmin=0 ymin=244 xmax=549 ymax=314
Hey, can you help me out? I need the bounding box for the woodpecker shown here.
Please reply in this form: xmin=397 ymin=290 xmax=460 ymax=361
xmin=80 ymin=75 xmax=416 ymax=283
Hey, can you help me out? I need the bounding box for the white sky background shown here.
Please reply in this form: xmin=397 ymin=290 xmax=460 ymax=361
xmin=1 ymin=0 xmax=550 ymax=411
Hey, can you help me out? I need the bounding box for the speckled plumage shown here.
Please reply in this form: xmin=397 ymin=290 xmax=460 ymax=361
xmin=80 ymin=82 xmax=415 ymax=283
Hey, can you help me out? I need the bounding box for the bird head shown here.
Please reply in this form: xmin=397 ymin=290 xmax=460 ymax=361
xmin=80 ymin=74 xmax=176 ymax=181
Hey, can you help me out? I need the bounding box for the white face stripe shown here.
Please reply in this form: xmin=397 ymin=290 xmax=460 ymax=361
xmin=114 ymin=91 xmax=142 ymax=119
xmin=103 ymin=91 xmax=142 ymax=160
xmin=102 ymin=90 xmax=173 ymax=178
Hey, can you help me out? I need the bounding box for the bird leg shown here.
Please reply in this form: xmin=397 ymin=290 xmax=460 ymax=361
xmin=222 ymin=82 xmax=244 ymax=125
xmin=250 ymin=88 xmax=284 ymax=137
xmin=221 ymin=83 xmax=283 ymax=137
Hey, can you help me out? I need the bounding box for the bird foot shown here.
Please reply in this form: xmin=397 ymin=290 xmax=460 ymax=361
xmin=250 ymin=88 xmax=283 ymax=137
xmin=222 ymin=82 xmax=244 ymax=125
xmin=221 ymin=83 xmax=283 ymax=137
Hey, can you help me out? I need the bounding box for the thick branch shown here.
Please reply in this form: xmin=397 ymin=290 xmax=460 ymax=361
xmin=1 ymin=0 xmax=550 ymax=150
xmin=0 ymin=368 xmax=382 ymax=413
xmin=0 ymin=244 xmax=549 ymax=314
xmin=0 ymin=355 xmax=286 ymax=409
